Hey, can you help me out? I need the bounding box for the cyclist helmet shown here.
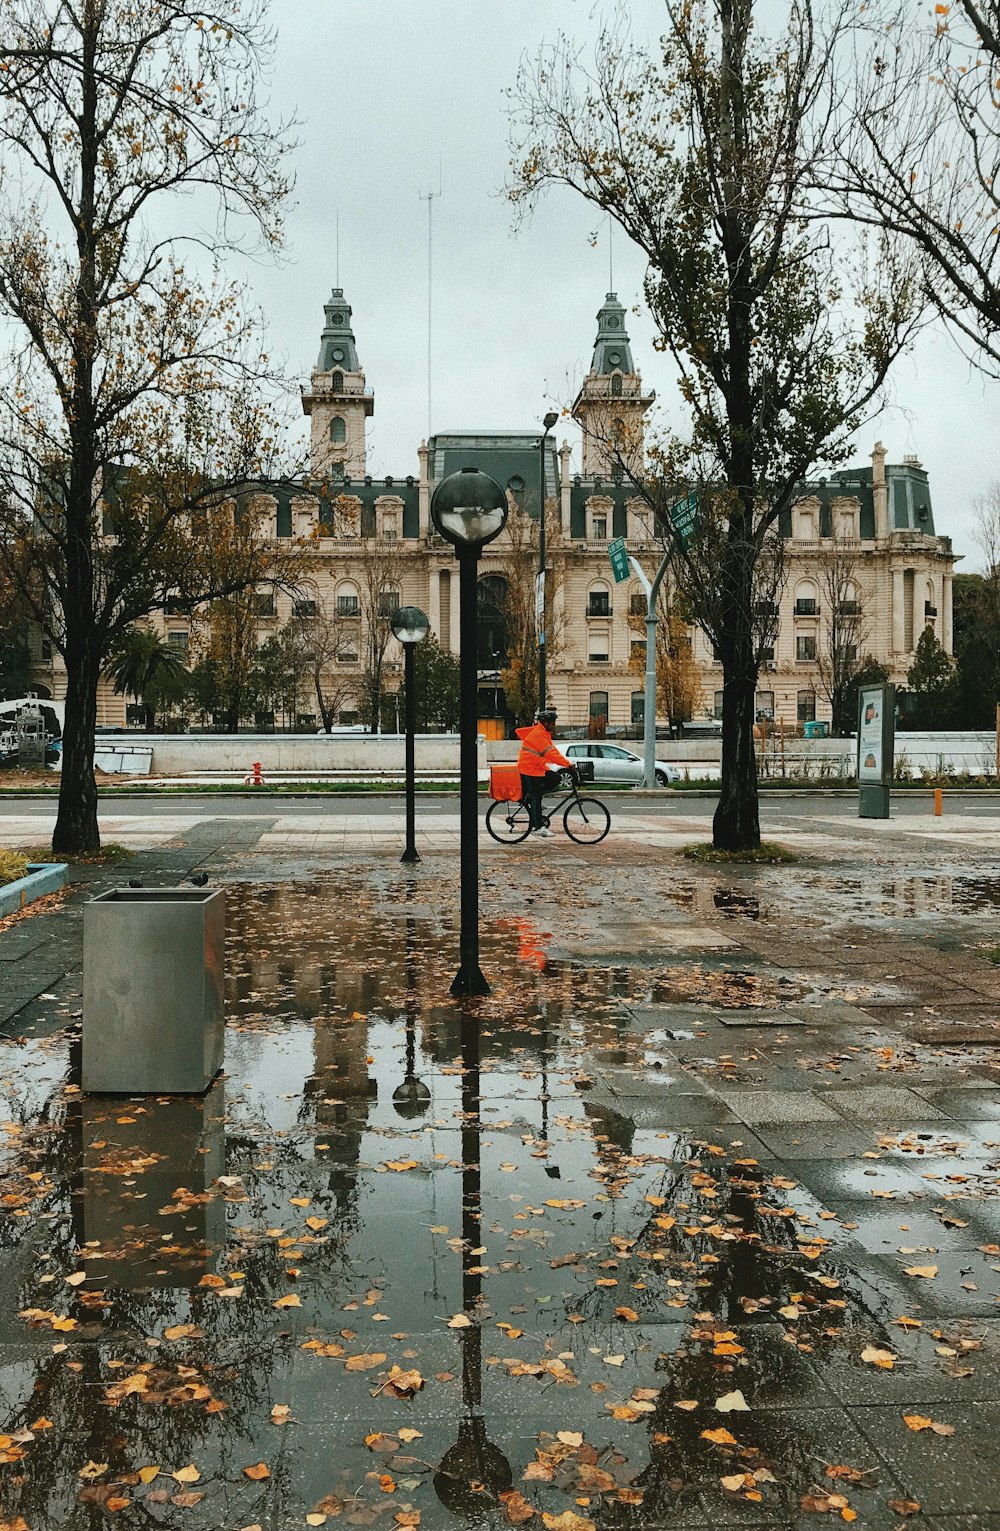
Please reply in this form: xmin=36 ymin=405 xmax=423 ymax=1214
xmin=536 ymin=708 xmax=557 ymax=726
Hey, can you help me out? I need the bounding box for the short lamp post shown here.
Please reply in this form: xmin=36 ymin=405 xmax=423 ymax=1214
xmin=430 ymin=468 xmax=508 ymax=996
xmin=537 ymin=411 xmax=559 ymax=712
xmin=390 ymin=605 xmax=430 ymax=864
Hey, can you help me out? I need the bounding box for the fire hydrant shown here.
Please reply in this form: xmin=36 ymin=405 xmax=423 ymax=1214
xmin=245 ymin=761 xmax=265 ymax=787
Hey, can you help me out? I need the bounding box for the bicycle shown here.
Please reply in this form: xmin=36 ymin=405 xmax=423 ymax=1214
xmin=485 ymin=772 xmax=611 ymax=845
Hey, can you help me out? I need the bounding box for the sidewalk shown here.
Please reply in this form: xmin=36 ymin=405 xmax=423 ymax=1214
xmin=0 ymin=815 xmax=999 ymax=1527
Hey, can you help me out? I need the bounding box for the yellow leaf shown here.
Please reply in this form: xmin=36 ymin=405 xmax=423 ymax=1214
xmin=447 ymin=1314 xmax=472 ymax=1329
xmin=172 ymin=1465 xmax=201 ymax=1484
xmin=344 ymin=1352 xmax=387 ymax=1371
xmin=305 ymin=1216 xmax=328 ymax=1231
xmin=615 ymin=1306 xmax=639 ymax=1323
xmin=273 ymin=1294 xmax=301 ymax=1309
xmin=903 ymin=1265 xmax=938 ymax=1279
xmin=860 ymin=1346 xmax=896 ymax=1369
xmin=903 ymin=1414 xmax=933 ymax=1432
xmin=398 ymin=1428 xmax=423 ymax=1443
xmin=289 ymin=1196 xmax=311 ymax=1207
xmin=138 ymin=1466 xmax=160 ymax=1484
xmin=542 ymin=1513 xmax=596 ymax=1531
xmin=701 ymin=1428 xmax=738 ymax=1445
xmin=721 ymin=1473 xmax=748 ymax=1491
xmin=244 ymin=1462 xmax=270 ymax=1480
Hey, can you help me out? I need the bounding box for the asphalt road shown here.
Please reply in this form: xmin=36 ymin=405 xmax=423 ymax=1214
xmin=1 ymin=787 xmax=995 ymax=822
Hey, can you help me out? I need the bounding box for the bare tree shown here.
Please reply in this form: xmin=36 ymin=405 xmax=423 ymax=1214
xmin=831 ymin=1 xmax=1000 ymax=374
xmin=0 ymin=1 xmax=294 ymax=853
xmin=294 ymin=595 xmax=358 ymax=733
xmin=509 ymin=1 xmax=922 ymax=848
xmin=814 ymin=534 xmax=871 ymax=735
xmin=495 ymin=498 xmax=563 ymax=726
xmin=356 ymin=528 xmax=404 ymax=735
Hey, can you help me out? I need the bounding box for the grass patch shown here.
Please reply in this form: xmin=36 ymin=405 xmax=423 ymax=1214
xmin=17 ymin=842 xmax=133 ymax=866
xmin=0 ymin=850 xmax=29 ymax=884
xmin=987 ymin=948 xmax=1000 ymax=967
xmin=682 ymin=840 xmax=797 ymax=865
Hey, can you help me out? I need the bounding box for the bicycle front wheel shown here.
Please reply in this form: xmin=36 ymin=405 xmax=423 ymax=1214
xmin=562 ymin=797 xmax=611 ymax=845
xmin=486 ymin=799 xmax=532 ymax=844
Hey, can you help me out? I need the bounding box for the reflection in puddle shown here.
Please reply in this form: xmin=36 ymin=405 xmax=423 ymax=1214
xmin=0 ymin=880 xmax=987 ymax=1525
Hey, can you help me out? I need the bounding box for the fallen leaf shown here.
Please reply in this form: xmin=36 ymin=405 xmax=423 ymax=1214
xmin=398 ymin=1428 xmax=423 ymax=1443
xmin=138 ymin=1466 xmax=160 ymax=1484
xmin=615 ymin=1306 xmax=639 ymax=1323
xmin=172 ymin=1465 xmax=201 ymax=1484
xmin=244 ymin=1463 xmax=270 ymax=1480
xmin=541 ymin=1513 xmax=596 ymax=1531
xmin=447 ymin=1314 xmax=472 ymax=1329
xmin=500 ymin=1489 xmax=536 ymax=1523
xmin=273 ymin=1294 xmax=301 ymax=1310
xmin=903 ymin=1265 xmax=938 ymax=1279
xmin=715 ymin=1389 xmax=750 ymax=1412
xmin=860 ymin=1346 xmax=896 ymax=1369
xmin=344 ymin=1352 xmax=387 ymax=1372
xmin=701 ymin=1427 xmax=738 ymax=1445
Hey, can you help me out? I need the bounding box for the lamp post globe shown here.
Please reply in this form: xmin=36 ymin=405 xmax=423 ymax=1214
xmin=430 ymin=468 xmax=508 ymax=998
xmin=430 ymin=466 xmax=508 ymax=550
xmin=390 ymin=606 xmax=430 ymax=647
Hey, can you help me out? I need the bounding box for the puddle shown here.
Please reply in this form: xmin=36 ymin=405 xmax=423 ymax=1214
xmin=0 ymin=880 xmax=993 ymax=1526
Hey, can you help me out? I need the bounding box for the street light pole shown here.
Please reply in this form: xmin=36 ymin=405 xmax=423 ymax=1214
xmin=629 ymin=550 xmax=671 ymax=789
xmin=390 ymin=606 xmax=430 ymax=864
xmin=430 ymin=468 xmax=508 ymax=998
xmin=537 ymin=411 xmax=559 ymax=713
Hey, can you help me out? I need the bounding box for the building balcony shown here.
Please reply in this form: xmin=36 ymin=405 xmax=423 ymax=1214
xmin=586 ymin=603 xmax=612 ymax=618
xmin=793 ymin=600 xmax=819 ymax=616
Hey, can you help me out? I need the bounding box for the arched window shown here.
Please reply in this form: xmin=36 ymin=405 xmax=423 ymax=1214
xmin=587 ymin=581 xmax=611 ymax=617
xmin=330 ymin=416 xmax=346 ymax=444
xmin=611 ymin=373 xmax=623 ymax=397
xmin=794 ymin=581 xmax=818 ymax=616
xmin=331 ymin=371 xmax=344 ymax=394
xmin=336 ymin=581 xmax=360 ymax=618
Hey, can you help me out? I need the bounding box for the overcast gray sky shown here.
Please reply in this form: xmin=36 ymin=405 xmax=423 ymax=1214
xmin=251 ymin=0 xmax=996 ymax=570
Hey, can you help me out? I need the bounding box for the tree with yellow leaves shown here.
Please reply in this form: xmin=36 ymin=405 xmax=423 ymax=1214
xmin=0 ymin=2 xmax=295 ymax=852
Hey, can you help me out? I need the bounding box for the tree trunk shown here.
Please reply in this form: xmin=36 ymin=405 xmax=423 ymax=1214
xmin=52 ymin=642 xmax=101 ymax=856
xmin=713 ymin=659 xmax=760 ymax=850
xmin=144 ymin=700 xmax=155 ymax=732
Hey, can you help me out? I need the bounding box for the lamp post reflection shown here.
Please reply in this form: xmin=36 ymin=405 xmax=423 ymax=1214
xmin=433 ymin=1016 xmax=512 ymax=1515
xmin=392 ymin=905 xmax=431 ymax=1118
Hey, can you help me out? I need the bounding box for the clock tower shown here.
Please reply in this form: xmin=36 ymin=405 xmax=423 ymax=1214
xmin=571 ymin=292 xmax=653 ymax=477
xmin=302 ymin=288 xmax=374 ymax=480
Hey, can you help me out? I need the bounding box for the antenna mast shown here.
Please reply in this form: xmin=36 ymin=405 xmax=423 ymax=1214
xmin=336 ymin=211 xmax=340 ymax=286
xmin=419 ymin=166 xmax=442 ymax=441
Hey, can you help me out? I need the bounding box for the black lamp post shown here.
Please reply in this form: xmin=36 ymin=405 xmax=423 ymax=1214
xmin=390 ymin=605 xmax=430 ymax=864
xmin=430 ymin=468 xmax=508 ymax=997
xmin=537 ymin=411 xmax=559 ymax=712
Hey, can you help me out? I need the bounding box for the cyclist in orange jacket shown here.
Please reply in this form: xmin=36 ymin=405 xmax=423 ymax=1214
xmin=516 ymin=708 xmax=573 ymax=838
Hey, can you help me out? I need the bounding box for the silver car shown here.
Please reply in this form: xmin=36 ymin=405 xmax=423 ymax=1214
xmin=563 ymin=742 xmax=680 ymax=786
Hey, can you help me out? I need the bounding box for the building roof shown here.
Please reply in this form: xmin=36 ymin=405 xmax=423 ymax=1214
xmin=316 ymin=288 xmax=361 ymax=373
xmin=588 ymin=291 xmax=636 ymax=376
xmin=428 ymin=433 xmax=559 ymax=518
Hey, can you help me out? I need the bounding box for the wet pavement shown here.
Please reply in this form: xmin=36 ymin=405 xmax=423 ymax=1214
xmin=2 ymin=813 xmax=1000 ymax=1527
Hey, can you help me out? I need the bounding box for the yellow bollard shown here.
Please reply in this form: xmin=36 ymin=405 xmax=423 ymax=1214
xmin=934 ymin=787 xmax=943 ymax=816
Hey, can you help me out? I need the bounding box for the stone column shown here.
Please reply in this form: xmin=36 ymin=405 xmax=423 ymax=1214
xmin=450 ymin=565 xmax=461 ymax=655
xmin=912 ymin=572 xmax=924 ymax=651
xmin=872 ymin=441 xmax=888 ymax=541
xmin=417 ymin=441 xmax=430 ymax=539
xmin=891 ymin=565 xmax=905 ymax=654
xmin=427 ymin=561 xmax=440 ymax=639
xmin=559 ymin=440 xmax=573 ymax=536
xmin=943 ymin=572 xmax=954 ymax=654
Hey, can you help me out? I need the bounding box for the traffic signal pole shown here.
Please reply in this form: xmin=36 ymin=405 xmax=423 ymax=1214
xmin=629 ymin=550 xmax=672 ymax=789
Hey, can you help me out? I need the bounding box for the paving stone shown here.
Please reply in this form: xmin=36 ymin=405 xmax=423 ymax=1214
xmin=822 ymin=1086 xmax=949 ymax=1122
xmin=713 ymin=1089 xmax=842 ymax=1124
xmin=855 ymin=1402 xmax=1000 ymax=1516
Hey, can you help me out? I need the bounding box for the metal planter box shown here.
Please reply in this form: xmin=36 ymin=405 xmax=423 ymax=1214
xmin=83 ymin=887 xmax=225 ymax=1094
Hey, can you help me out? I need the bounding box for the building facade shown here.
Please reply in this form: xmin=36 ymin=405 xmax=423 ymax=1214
xmin=31 ymin=287 xmax=957 ymax=733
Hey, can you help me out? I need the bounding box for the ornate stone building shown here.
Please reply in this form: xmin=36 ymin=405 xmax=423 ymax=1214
xmin=32 ymin=286 xmax=957 ymax=733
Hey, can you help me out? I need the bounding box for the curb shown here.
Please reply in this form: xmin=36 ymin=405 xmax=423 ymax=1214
xmin=0 ymin=862 xmax=69 ymax=918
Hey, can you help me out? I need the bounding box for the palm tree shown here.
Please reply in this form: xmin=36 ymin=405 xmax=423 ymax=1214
xmin=105 ymin=629 xmax=187 ymax=731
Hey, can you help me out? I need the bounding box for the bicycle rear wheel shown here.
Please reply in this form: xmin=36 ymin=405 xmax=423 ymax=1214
xmin=562 ymin=796 xmax=611 ymax=844
xmin=486 ymin=799 xmax=532 ymax=844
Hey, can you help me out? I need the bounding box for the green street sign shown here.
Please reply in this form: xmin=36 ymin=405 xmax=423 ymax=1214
xmin=608 ymin=536 xmax=630 ymax=583
xmin=669 ymin=489 xmax=699 ymax=547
